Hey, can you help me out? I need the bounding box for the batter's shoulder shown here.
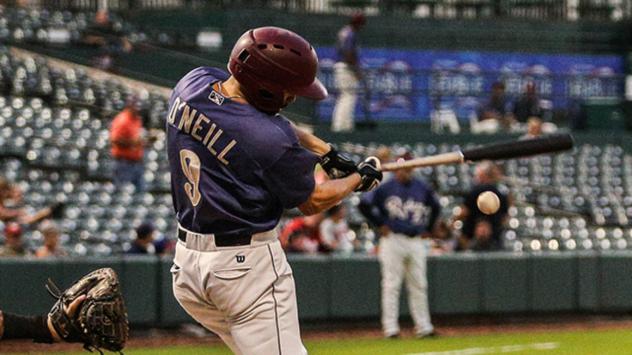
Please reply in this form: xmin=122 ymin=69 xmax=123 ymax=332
xmin=173 ymin=67 xmax=229 ymax=98
xmin=240 ymin=114 xmax=300 ymax=169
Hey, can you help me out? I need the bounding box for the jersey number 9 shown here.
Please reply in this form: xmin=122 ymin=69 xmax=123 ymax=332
xmin=179 ymin=149 xmax=202 ymax=206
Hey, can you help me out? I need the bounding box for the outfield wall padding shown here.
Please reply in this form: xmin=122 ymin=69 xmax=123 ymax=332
xmin=1 ymin=251 xmax=631 ymax=325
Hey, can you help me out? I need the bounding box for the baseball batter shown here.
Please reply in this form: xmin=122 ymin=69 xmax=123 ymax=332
xmin=359 ymin=150 xmax=440 ymax=339
xmin=166 ymin=27 xmax=382 ymax=354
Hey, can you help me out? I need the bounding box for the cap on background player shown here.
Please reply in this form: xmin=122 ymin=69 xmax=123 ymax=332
xmin=394 ymin=147 xmax=413 ymax=163
xmin=476 ymin=190 xmax=500 ymax=215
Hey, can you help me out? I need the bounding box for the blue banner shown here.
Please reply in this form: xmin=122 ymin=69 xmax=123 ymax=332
xmin=315 ymin=48 xmax=624 ymax=122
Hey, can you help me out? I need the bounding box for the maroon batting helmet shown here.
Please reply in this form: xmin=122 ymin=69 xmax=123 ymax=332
xmin=228 ymin=26 xmax=327 ymax=113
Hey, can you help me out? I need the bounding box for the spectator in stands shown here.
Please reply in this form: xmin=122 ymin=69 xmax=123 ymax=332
xmin=520 ymin=117 xmax=544 ymax=140
xmin=0 ymin=178 xmax=24 ymax=222
xmin=127 ymin=222 xmax=157 ymax=254
xmin=359 ymin=149 xmax=439 ymax=339
xmin=35 ymin=220 xmax=67 ymax=258
xmin=0 ymin=222 xmax=27 ymax=257
xmin=478 ymin=82 xmax=514 ymax=131
xmin=429 ymin=220 xmax=457 ymax=255
xmin=83 ymin=9 xmax=132 ymax=71
xmin=454 ymin=161 xmax=510 ymax=251
xmin=331 ymin=13 xmax=366 ymax=133
xmin=513 ymin=81 xmax=541 ymax=123
xmin=374 ymin=145 xmax=393 ymax=180
xmin=152 ymin=232 xmax=175 ymax=256
xmin=0 ymin=178 xmax=64 ymax=225
xmin=375 ymin=145 xmax=392 ymax=166
xmin=319 ymin=204 xmax=354 ymax=253
xmin=279 ymin=214 xmax=323 ymax=254
xmin=110 ymin=97 xmax=148 ymax=191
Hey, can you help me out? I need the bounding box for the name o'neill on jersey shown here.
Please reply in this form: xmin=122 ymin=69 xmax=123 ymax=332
xmin=167 ymin=96 xmax=237 ymax=165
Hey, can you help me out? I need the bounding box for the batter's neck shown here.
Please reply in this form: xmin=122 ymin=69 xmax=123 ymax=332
xmin=220 ymin=77 xmax=247 ymax=103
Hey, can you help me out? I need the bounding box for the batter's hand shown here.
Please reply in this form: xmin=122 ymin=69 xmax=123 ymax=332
xmin=320 ymin=145 xmax=358 ymax=179
xmin=356 ymin=157 xmax=382 ymax=192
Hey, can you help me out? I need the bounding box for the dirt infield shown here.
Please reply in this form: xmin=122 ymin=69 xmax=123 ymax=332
xmin=2 ymin=315 xmax=632 ymax=353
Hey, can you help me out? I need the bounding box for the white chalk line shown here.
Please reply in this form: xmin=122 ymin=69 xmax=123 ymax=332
xmin=405 ymin=342 xmax=560 ymax=355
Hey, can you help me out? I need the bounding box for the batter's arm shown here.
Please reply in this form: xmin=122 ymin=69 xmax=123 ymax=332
xmin=298 ymin=173 xmax=361 ymax=216
xmin=292 ymin=124 xmax=330 ymax=156
xmin=292 ymin=124 xmax=358 ymax=179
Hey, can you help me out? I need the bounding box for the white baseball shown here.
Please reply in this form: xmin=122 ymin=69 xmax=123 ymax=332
xmin=476 ymin=191 xmax=500 ymax=215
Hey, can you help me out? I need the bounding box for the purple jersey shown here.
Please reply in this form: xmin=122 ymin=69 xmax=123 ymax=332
xmin=359 ymin=178 xmax=441 ymax=236
xmin=167 ymin=67 xmax=319 ymax=236
xmin=335 ymin=25 xmax=357 ymax=63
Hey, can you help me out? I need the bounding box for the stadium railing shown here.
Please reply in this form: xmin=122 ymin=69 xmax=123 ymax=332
xmin=15 ymin=0 xmax=632 ymax=22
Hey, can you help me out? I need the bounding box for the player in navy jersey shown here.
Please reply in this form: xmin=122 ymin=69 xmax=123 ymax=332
xmin=167 ymin=27 xmax=382 ymax=354
xmin=359 ymin=149 xmax=440 ymax=339
xmin=331 ymin=12 xmax=366 ymax=132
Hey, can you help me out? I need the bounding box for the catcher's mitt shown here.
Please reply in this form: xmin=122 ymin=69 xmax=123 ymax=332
xmin=46 ymin=268 xmax=129 ymax=353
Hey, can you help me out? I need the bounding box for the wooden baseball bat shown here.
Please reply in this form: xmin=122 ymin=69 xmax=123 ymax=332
xmin=380 ymin=133 xmax=574 ymax=172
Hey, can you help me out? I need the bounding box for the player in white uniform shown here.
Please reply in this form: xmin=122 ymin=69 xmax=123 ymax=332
xmin=166 ymin=27 xmax=382 ymax=354
xmin=359 ymin=150 xmax=441 ymax=338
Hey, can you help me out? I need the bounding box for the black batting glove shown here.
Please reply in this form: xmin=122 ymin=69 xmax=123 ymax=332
xmin=320 ymin=144 xmax=358 ymax=179
xmin=356 ymin=156 xmax=382 ymax=192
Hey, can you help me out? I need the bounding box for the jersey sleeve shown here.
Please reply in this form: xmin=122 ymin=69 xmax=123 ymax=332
xmin=261 ymin=145 xmax=319 ymax=209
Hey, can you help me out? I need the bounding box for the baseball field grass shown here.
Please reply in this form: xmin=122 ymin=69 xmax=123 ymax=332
xmin=24 ymin=327 xmax=632 ymax=355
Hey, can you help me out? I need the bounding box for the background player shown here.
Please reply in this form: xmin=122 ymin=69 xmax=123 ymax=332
xmin=359 ymin=149 xmax=440 ymax=339
xmin=167 ymin=26 xmax=382 ymax=354
xmin=454 ymin=161 xmax=510 ymax=251
xmin=331 ymin=12 xmax=366 ymax=132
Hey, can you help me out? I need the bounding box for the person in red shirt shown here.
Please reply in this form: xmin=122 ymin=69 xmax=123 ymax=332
xmin=279 ymin=213 xmax=324 ymax=253
xmin=110 ymin=100 xmax=146 ymax=191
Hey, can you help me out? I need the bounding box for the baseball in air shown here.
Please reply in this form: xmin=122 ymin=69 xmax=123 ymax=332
xmin=477 ymin=191 xmax=500 ymax=215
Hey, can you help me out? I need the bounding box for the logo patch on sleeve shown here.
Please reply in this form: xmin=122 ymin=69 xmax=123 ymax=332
xmin=209 ymin=90 xmax=225 ymax=106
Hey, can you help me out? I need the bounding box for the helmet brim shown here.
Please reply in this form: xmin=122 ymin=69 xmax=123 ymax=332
xmin=295 ymin=78 xmax=328 ymax=101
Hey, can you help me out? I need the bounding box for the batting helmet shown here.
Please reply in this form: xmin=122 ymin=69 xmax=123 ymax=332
xmin=228 ymin=26 xmax=327 ymax=113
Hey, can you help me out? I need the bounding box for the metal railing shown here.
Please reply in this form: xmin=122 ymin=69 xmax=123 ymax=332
xmin=18 ymin=0 xmax=632 ymax=22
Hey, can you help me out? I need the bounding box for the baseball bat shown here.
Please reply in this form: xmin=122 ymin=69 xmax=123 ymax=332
xmin=380 ymin=133 xmax=574 ymax=172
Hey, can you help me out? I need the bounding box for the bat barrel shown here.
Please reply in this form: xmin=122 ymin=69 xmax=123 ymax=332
xmin=378 ymin=134 xmax=574 ymax=172
xmin=462 ymin=133 xmax=574 ymax=162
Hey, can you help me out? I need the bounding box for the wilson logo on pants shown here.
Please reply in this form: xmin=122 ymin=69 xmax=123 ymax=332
xmin=235 ymin=255 xmax=246 ymax=263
